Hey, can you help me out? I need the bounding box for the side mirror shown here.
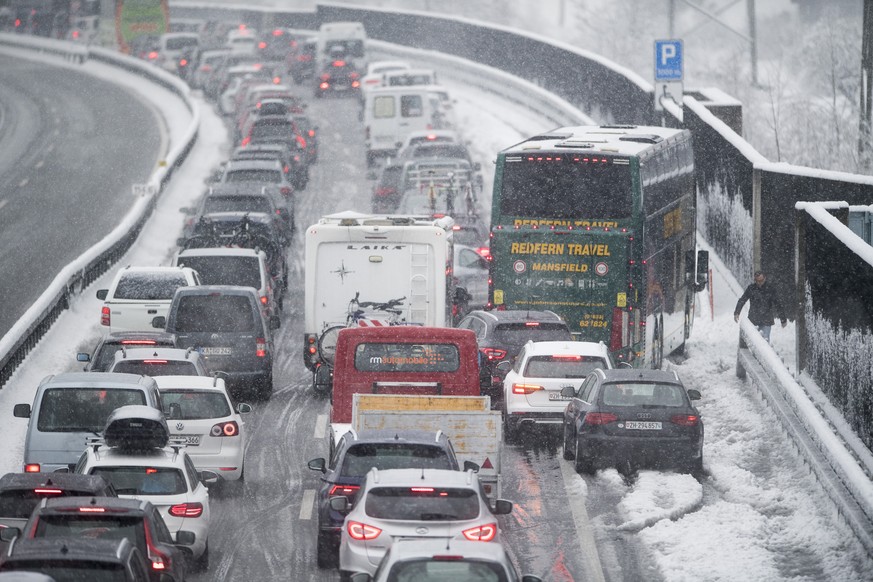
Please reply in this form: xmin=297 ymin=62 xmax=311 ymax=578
xmin=13 ymin=403 xmax=31 ymax=418
xmin=495 ymin=361 xmax=512 ymax=374
xmin=53 ymin=467 xmax=69 ymax=473
xmin=237 ymin=403 xmax=253 ymax=414
xmin=687 ymin=389 xmax=702 ymax=401
xmin=329 ymin=496 xmax=351 ymax=513
xmin=561 ymin=385 xmax=575 ymax=398
xmin=350 ymin=574 xmax=372 ymax=582
xmin=463 ymin=460 xmax=479 ymax=473
xmin=199 ymin=470 xmax=220 ymax=487
xmin=76 ymin=353 xmax=91 ymax=363
xmin=175 ymin=530 xmax=196 ymax=546
xmin=521 ymin=576 xmax=544 ymax=582
xmin=270 ymin=315 xmax=281 ymax=330
xmin=151 ymin=316 xmax=167 ymax=329
xmin=307 ymin=458 xmax=326 ymax=473
xmin=493 ymin=499 xmax=513 ymax=515
xmin=96 ymin=289 xmax=108 ymax=300
xmin=0 ymin=527 xmax=20 ymax=542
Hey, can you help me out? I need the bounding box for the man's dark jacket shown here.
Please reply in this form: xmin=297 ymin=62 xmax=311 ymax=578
xmin=734 ymin=281 xmax=787 ymax=326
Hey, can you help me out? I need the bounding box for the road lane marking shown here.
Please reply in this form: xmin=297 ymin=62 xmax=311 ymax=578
xmin=0 ymin=199 xmax=7 ymax=211
xmin=559 ymin=454 xmax=606 ymax=582
xmin=314 ymin=414 xmax=328 ymax=439
xmin=299 ymin=489 xmax=315 ymax=520
xmin=18 ymin=179 xmax=28 ymax=187
xmin=35 ymin=160 xmax=44 ymax=169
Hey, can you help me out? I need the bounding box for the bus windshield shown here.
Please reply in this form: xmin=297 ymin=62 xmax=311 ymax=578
xmin=499 ymin=160 xmax=633 ymax=219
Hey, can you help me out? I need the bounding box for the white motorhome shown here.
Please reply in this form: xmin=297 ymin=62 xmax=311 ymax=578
xmin=303 ymin=211 xmax=457 ymax=389
xmin=363 ymin=86 xmax=450 ymax=166
xmin=316 ymin=21 xmax=366 ymax=71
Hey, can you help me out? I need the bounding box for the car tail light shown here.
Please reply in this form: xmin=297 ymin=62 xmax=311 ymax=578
xmin=296 ymin=135 xmax=307 ymax=149
xmin=169 ymin=503 xmax=203 ymax=518
xmin=329 ymin=484 xmax=360 ymax=499
xmin=348 ymin=521 xmax=381 ymax=541
xmin=211 ymin=421 xmax=239 ymax=437
xmin=142 ymin=359 xmax=168 ymax=364
xmin=374 ymin=187 xmax=396 ymax=198
xmin=352 ymin=80 xmax=360 ymax=88
xmin=306 ymin=334 xmax=318 ymax=357
xmin=308 ymin=129 xmax=316 ymax=138
xmin=261 ymin=294 xmax=268 ymax=305
xmin=241 ymin=136 xmax=251 ymax=146
xmin=25 ymin=464 xmax=40 ymax=473
xmin=121 ymin=340 xmax=157 ymax=346
xmin=462 ymin=523 xmax=497 ymax=542
xmin=671 ymin=414 xmax=700 ymax=427
xmin=280 ymin=186 xmax=293 ymax=197
xmin=481 ymin=348 xmax=507 ymax=361
xmin=147 ymin=51 xmax=158 ymax=60
xmin=256 ymin=338 xmax=267 ymax=357
xmin=179 ymin=58 xmax=188 ymax=67
xmin=476 ymin=247 xmax=491 ymax=259
xmin=319 ymin=81 xmax=330 ymax=90
xmin=332 ymin=60 xmax=346 ymax=67
xmin=101 ymin=306 xmax=110 ymax=326
xmin=512 ymin=383 xmax=542 ymax=395
xmin=33 ymin=488 xmax=63 ymax=495
xmin=144 ymin=520 xmax=170 ymax=571
xmin=258 ymin=41 xmax=267 ymax=49
xmin=584 ymin=412 xmax=618 ymax=426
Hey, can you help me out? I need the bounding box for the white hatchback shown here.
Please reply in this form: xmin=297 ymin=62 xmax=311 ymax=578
xmin=501 ymin=340 xmax=613 ymax=441
xmin=155 ymin=376 xmax=250 ymax=483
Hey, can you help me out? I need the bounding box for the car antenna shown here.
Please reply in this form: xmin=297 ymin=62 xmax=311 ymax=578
xmin=394 ymin=433 xmax=400 ymax=441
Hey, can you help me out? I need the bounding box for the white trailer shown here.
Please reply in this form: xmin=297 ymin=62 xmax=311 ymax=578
xmin=351 ymin=393 xmax=503 ymax=500
xmin=303 ymin=211 xmax=456 ymax=389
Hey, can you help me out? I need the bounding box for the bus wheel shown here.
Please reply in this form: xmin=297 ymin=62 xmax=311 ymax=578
xmin=652 ymin=318 xmax=664 ymax=370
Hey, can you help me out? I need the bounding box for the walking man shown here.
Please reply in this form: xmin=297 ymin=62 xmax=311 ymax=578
xmin=734 ymin=270 xmax=787 ymax=342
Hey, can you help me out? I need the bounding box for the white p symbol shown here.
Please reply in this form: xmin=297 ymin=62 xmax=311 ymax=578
xmin=661 ymin=44 xmax=676 ymax=65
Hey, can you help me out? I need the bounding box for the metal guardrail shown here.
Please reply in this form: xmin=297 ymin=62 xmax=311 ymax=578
xmin=0 ymin=35 xmax=200 ymax=388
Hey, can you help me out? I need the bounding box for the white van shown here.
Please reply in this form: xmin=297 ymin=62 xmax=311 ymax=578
xmin=316 ymin=21 xmax=366 ymax=71
xmin=363 ymin=86 xmax=446 ymax=166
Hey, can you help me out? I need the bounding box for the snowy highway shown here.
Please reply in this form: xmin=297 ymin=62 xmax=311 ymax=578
xmin=1 ymin=44 xmax=872 ymax=581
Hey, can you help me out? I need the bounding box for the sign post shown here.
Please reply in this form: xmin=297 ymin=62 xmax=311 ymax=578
xmin=654 ymin=39 xmax=683 ymax=111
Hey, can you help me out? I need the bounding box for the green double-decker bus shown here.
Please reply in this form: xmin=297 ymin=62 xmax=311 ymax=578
xmin=488 ymin=125 xmax=708 ymax=368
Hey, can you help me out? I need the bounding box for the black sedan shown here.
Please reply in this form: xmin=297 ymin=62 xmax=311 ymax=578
xmin=561 ymin=368 xmax=704 ymax=474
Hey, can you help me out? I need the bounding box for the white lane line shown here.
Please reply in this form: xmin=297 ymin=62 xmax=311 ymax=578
xmin=46 ymin=144 xmax=54 ymax=153
xmin=18 ymin=179 xmax=28 ymax=188
xmin=314 ymin=414 xmax=328 ymax=439
xmin=35 ymin=160 xmax=44 ymax=169
xmin=299 ymin=489 xmax=316 ymax=520
xmin=559 ymin=454 xmax=606 ymax=582
xmin=0 ymin=199 xmax=7 ymax=211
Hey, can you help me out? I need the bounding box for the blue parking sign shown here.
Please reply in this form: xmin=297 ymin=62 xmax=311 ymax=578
xmin=654 ymin=40 xmax=683 ymax=81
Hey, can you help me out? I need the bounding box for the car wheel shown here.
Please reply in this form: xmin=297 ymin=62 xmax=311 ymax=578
xmin=316 ymin=534 xmax=338 ymax=569
xmin=562 ymin=424 xmax=575 ymax=460
xmin=573 ymin=436 xmax=594 ymax=474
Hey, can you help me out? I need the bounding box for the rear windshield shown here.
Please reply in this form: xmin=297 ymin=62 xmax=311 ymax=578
xmin=250 ymin=122 xmax=294 ymax=142
xmin=203 ymin=196 xmax=273 ymax=215
xmin=493 ymin=323 xmax=572 ymax=346
xmin=161 ymin=390 xmax=232 ymax=419
xmin=354 ymin=343 xmax=460 ymax=373
xmin=365 ymin=487 xmax=479 ymax=521
xmin=601 ymin=382 xmax=687 ymax=408
xmin=166 ymin=36 xmax=197 ymax=50
xmin=34 ymin=514 xmax=146 ymax=549
xmin=341 ymin=444 xmax=453 ymax=477
xmin=38 ymin=389 xmax=146 ymax=433
xmin=0 ymin=490 xmax=101 ymax=519
xmin=412 ymin=144 xmax=468 ymax=159
xmin=110 ymin=361 xmax=199 ymax=377
xmin=173 ymin=295 xmax=256 ymax=333
xmin=224 ymin=169 xmax=282 ymax=183
xmin=89 ymin=467 xmax=186 ymax=496
xmin=0 ymin=563 xmax=125 ymax=581
xmin=92 ymin=340 xmax=174 ymax=372
xmin=113 ymin=273 xmax=189 ymax=300
xmin=387 ymin=559 xmax=509 ymax=582
xmin=176 ymin=256 xmax=262 ymax=289
xmin=522 ymin=355 xmax=607 ymax=379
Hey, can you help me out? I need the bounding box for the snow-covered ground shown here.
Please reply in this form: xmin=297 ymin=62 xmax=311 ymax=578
xmin=3 ymin=43 xmax=871 ymax=580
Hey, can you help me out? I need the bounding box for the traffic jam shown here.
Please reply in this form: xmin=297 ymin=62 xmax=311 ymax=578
xmin=1 ymin=17 xmax=709 ymax=582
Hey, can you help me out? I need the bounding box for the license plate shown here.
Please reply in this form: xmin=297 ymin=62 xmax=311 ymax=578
xmin=180 ymin=435 xmax=201 ymax=446
xmin=200 ymin=347 xmax=231 ymax=355
xmin=624 ymin=421 xmax=662 ymax=430
xmin=548 ymin=393 xmax=572 ymax=401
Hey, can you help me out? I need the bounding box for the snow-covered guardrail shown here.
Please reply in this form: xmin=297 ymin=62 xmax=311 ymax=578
xmin=736 ymin=323 xmax=873 ymax=556
xmin=0 ymin=35 xmax=200 ymax=388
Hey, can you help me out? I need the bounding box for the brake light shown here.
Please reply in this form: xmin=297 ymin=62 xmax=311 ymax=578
xmin=25 ymin=464 xmax=40 ymax=473
xmin=121 ymin=340 xmax=157 ymax=345
xmin=179 ymin=58 xmax=188 ymax=67
xmin=256 ymin=338 xmax=267 ymax=357
xmin=329 ymin=484 xmax=360 ymax=497
xmin=671 ymin=414 xmax=700 ymax=427
xmin=352 ymin=80 xmax=360 ymax=88
xmin=33 ymin=488 xmax=62 ymax=495
xmin=481 ymin=348 xmax=506 ymax=361
xmin=308 ymin=129 xmax=315 ymax=138
xmin=78 ymin=506 xmax=106 ymax=512
xmin=552 ymin=355 xmax=582 ymax=360
xmin=348 ymin=521 xmax=381 ymax=540
xmin=147 ymin=51 xmax=158 ymax=60
xmin=144 ymin=523 xmax=170 ymax=571
xmin=169 ymin=503 xmax=203 ymax=518
xmin=476 ymin=247 xmax=491 ymax=258
xmin=374 ymin=187 xmax=396 ymax=198
xmin=101 ymin=306 xmax=110 ymax=326
xmin=512 ymin=383 xmax=542 ymax=395
xmin=525 ymin=322 xmax=540 ymax=327
xmin=280 ymin=186 xmax=292 ymax=197
xmin=296 ymin=135 xmax=307 ymax=149
xmin=261 ymin=295 xmax=268 ymax=305
xmin=142 ymin=359 xmax=168 ymax=364
xmin=462 ymin=523 xmax=497 ymax=542
xmin=211 ymin=421 xmax=239 ymax=437
xmin=332 ymin=60 xmax=346 ymax=67
xmin=410 ymin=487 xmax=434 ymax=493
xmin=584 ymin=412 xmax=618 ymax=425
xmin=258 ymin=41 xmax=266 ymax=49
xmin=241 ymin=136 xmax=251 ymax=146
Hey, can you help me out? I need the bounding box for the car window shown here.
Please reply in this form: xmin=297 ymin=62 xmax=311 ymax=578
xmin=373 ymin=95 xmax=395 ymax=119
xmin=341 ymin=444 xmax=453 ymax=477
xmin=203 ymin=196 xmax=273 ymax=215
xmin=38 ymin=389 xmax=146 ymax=433
xmin=600 ymin=382 xmax=687 ymax=407
xmin=522 ymin=355 xmax=607 ymax=379
xmin=492 ymin=323 xmax=572 ymax=346
xmin=386 ymin=559 xmax=509 ymax=582
xmin=151 ymin=507 xmax=175 ymax=543
xmin=161 ymin=390 xmax=231 ymax=419
xmin=224 ymin=169 xmax=282 ymax=183
xmin=400 ymin=95 xmax=423 ymax=118
xmin=173 ymin=295 xmax=256 ymax=333
xmin=34 ymin=514 xmax=146 ymax=549
xmin=111 ymin=361 xmax=199 ymax=376
xmin=176 ymin=256 xmax=263 ymax=289
xmin=183 ymin=454 xmax=200 ymax=489
xmin=90 ymin=467 xmax=186 ymax=496
xmin=114 ymin=273 xmax=190 ymax=301
xmin=354 ymin=343 xmax=460 ymax=373
xmin=578 ymin=375 xmax=598 ymax=401
xmin=365 ymin=487 xmax=479 ymax=521
xmin=458 ymin=248 xmax=486 ymax=269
